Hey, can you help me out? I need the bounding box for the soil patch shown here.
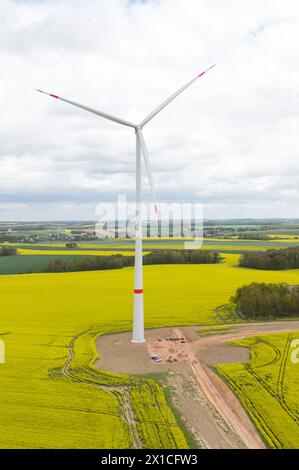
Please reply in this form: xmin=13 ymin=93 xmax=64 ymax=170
xmin=198 ymin=344 xmax=250 ymax=365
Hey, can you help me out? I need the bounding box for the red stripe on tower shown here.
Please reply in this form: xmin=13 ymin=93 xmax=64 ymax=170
xmin=134 ymin=289 xmax=143 ymax=294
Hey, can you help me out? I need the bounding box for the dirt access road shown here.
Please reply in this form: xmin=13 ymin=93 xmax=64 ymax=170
xmin=95 ymin=320 xmax=299 ymax=449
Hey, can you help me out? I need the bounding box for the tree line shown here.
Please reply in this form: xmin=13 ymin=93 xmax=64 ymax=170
xmin=44 ymin=255 xmax=134 ymax=272
xmin=239 ymin=246 xmax=299 ymax=270
xmin=231 ymin=282 xmax=299 ymax=320
xmin=0 ymin=246 xmax=17 ymax=256
xmin=238 ymin=233 xmax=270 ymax=240
xmin=143 ymin=250 xmax=220 ymax=265
xmin=44 ymin=250 xmax=221 ymax=273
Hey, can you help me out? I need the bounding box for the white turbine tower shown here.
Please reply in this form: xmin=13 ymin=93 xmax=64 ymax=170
xmin=37 ymin=64 xmax=215 ymax=343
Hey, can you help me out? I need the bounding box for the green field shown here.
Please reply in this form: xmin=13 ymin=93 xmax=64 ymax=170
xmin=3 ymin=234 xmax=299 ymax=276
xmin=1 ymin=252 xmax=299 ymax=448
xmin=0 ymin=251 xmax=136 ymax=275
xmin=4 ymin=234 xmax=299 ymax=256
xmin=0 ymin=254 xmax=93 ymax=275
xmin=217 ymin=332 xmax=299 ymax=448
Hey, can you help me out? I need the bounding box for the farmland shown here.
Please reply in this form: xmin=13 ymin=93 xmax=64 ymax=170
xmin=0 ymin=290 xmax=187 ymax=448
xmin=216 ymin=332 xmax=299 ymax=448
xmin=2 ymin=219 xmax=299 ymax=448
xmin=3 ymin=231 xmax=299 ymax=275
xmin=7 ymin=236 xmax=299 ymax=254
xmin=0 ymin=249 xmax=137 ymax=275
xmin=1 ymin=252 xmax=299 ymax=447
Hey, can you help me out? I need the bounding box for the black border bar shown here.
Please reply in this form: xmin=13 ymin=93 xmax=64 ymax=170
xmin=0 ymin=449 xmax=298 ymax=465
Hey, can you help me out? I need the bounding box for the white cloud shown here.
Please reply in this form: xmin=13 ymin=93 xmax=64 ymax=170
xmin=1 ymin=0 xmax=299 ymax=220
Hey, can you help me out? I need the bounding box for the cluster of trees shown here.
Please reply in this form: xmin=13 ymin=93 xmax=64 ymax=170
xmin=143 ymin=250 xmax=221 ymax=265
xmin=65 ymin=242 xmax=78 ymax=248
xmin=44 ymin=250 xmax=221 ymax=273
xmin=239 ymin=247 xmax=299 ymax=270
xmin=44 ymin=255 xmax=134 ymax=272
xmin=0 ymin=246 xmax=17 ymax=256
xmin=0 ymin=235 xmax=21 ymax=243
xmin=231 ymin=282 xmax=299 ymax=320
xmin=238 ymin=233 xmax=270 ymax=240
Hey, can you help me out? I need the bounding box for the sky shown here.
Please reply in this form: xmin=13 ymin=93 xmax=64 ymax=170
xmin=1 ymin=0 xmax=299 ymax=221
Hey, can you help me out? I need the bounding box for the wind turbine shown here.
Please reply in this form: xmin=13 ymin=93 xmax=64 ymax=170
xmin=36 ymin=64 xmax=216 ymax=343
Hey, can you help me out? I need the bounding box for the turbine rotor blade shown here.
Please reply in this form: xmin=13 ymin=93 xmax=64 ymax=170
xmin=139 ymin=64 xmax=216 ymax=127
xmin=36 ymin=89 xmax=136 ymax=128
xmin=137 ymin=128 xmax=158 ymax=214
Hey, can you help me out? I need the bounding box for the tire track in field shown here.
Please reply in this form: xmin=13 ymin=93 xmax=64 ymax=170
xmin=220 ymin=373 xmax=284 ymax=449
xmin=176 ymin=328 xmax=265 ymax=449
xmin=244 ymin=334 xmax=298 ymax=425
xmin=276 ymin=333 xmax=292 ymax=401
xmin=147 ymin=382 xmax=180 ymax=449
xmin=128 ymin=381 xmax=183 ymax=449
xmin=214 ymin=305 xmax=232 ymax=323
xmin=190 ymin=320 xmax=299 ymax=447
xmin=61 ymin=332 xmax=142 ymax=449
xmin=62 ymin=333 xmax=183 ymax=449
xmin=239 ymin=336 xmax=285 ymax=446
xmin=245 ymin=366 xmax=298 ymax=425
xmin=276 ymin=333 xmax=291 ymax=402
xmin=276 ymin=333 xmax=298 ymax=421
xmin=250 ymin=339 xmax=281 ymax=370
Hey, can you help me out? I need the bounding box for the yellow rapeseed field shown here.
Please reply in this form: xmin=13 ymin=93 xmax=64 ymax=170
xmin=1 ymin=254 xmax=299 ymax=447
xmin=17 ymin=248 xmax=137 ymax=256
xmin=217 ymin=332 xmax=299 ymax=448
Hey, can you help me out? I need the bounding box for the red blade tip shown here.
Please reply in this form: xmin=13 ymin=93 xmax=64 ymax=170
xmin=198 ymin=64 xmax=216 ymax=77
xmin=35 ymin=89 xmax=59 ymax=99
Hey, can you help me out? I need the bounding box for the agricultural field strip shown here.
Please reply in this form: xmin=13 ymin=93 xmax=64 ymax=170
xmin=62 ymin=328 xmax=187 ymax=449
xmin=17 ymin=249 xmax=137 ymax=256
xmin=244 ymin=334 xmax=298 ymax=423
xmin=62 ymin=330 xmax=142 ymax=448
xmin=1 ymin=258 xmax=299 ymax=447
xmin=213 ymin=329 xmax=299 ymax=448
xmin=4 ymin=237 xmax=299 ymax=255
